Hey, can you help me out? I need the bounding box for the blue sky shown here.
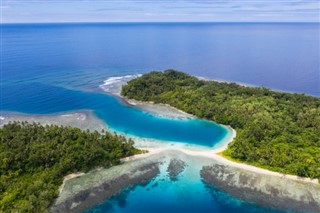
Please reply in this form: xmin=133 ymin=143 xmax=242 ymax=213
xmin=1 ymin=0 xmax=320 ymax=23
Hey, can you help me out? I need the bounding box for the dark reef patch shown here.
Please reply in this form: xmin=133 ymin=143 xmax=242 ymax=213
xmin=167 ymin=159 xmax=187 ymax=181
xmin=201 ymin=164 xmax=320 ymax=213
xmin=51 ymin=162 xmax=160 ymax=213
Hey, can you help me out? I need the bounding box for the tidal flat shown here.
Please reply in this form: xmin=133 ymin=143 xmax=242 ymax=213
xmin=0 ymin=111 xmax=107 ymax=132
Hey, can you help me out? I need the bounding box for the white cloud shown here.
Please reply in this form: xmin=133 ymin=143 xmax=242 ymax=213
xmin=1 ymin=0 xmax=320 ymax=23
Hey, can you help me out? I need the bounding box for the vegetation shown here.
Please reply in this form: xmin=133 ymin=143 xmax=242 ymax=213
xmin=0 ymin=121 xmax=142 ymax=212
xmin=122 ymin=70 xmax=320 ymax=181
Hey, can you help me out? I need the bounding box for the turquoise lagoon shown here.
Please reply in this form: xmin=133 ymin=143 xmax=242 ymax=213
xmin=2 ymin=81 xmax=229 ymax=147
xmin=86 ymin=154 xmax=282 ymax=213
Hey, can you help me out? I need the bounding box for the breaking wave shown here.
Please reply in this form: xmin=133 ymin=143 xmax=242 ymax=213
xmin=99 ymin=74 xmax=142 ymax=95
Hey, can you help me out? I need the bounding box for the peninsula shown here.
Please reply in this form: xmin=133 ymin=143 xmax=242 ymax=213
xmin=122 ymin=70 xmax=320 ymax=181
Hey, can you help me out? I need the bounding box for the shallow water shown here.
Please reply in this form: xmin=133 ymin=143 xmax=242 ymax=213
xmin=1 ymin=81 xmax=229 ymax=146
xmin=85 ymin=154 xmax=283 ymax=213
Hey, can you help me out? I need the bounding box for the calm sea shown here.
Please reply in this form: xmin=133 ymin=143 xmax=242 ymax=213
xmin=2 ymin=22 xmax=319 ymax=96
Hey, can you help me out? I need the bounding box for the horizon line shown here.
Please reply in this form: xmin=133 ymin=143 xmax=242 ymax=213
xmin=1 ymin=21 xmax=320 ymax=25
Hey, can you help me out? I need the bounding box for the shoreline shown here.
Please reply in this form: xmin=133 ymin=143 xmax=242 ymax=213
xmin=182 ymin=149 xmax=319 ymax=184
xmin=51 ymin=156 xmax=162 ymax=213
xmin=2 ymin=109 xmax=319 ymax=212
xmin=0 ymin=110 xmax=109 ymax=132
xmin=1 ymin=96 xmax=318 ymax=185
xmin=131 ymin=146 xmax=318 ymax=184
xmin=59 ymin=172 xmax=85 ymax=194
xmin=117 ymin=94 xmax=317 ymax=184
xmin=54 ymin=148 xmax=320 ymax=213
xmin=196 ymin=75 xmax=320 ymax=98
xmin=123 ymin=98 xmax=194 ymax=119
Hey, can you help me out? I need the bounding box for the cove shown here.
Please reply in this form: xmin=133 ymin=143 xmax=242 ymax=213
xmin=1 ymin=82 xmax=229 ymax=147
xmin=83 ymin=152 xmax=283 ymax=213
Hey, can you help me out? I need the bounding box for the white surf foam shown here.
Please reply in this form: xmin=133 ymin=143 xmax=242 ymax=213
xmin=99 ymin=74 xmax=142 ymax=95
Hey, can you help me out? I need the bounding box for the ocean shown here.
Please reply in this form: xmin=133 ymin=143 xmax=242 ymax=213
xmin=2 ymin=22 xmax=319 ymax=96
xmin=1 ymin=22 xmax=318 ymax=212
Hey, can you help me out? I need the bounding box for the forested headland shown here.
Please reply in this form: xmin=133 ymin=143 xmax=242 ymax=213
xmin=0 ymin=122 xmax=142 ymax=212
xmin=122 ymin=70 xmax=320 ymax=181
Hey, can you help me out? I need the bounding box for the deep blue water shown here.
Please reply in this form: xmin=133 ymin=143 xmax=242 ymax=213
xmin=2 ymin=22 xmax=319 ymax=96
xmin=1 ymin=22 xmax=317 ymax=212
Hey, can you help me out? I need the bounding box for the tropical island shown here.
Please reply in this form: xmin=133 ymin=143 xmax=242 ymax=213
xmin=0 ymin=121 xmax=142 ymax=212
xmin=1 ymin=70 xmax=320 ymax=213
xmin=122 ymin=70 xmax=320 ymax=181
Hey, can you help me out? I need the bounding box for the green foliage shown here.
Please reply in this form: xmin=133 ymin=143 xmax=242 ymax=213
xmin=122 ymin=69 xmax=320 ymax=180
xmin=0 ymin=121 xmax=141 ymax=212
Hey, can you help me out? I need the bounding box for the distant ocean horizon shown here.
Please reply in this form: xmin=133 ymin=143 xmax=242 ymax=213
xmin=2 ymin=22 xmax=319 ymax=96
xmin=3 ymin=21 xmax=320 ymax=24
